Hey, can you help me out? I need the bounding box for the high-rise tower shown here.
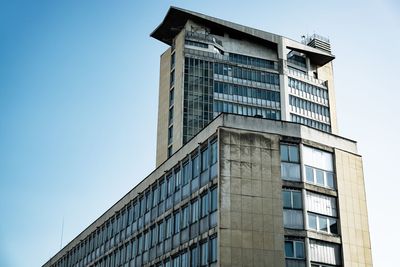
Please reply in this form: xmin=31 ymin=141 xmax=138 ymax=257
xmin=43 ymin=7 xmax=372 ymax=267
xmin=152 ymin=7 xmax=338 ymax=167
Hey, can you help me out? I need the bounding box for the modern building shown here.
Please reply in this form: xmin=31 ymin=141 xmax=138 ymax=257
xmin=43 ymin=7 xmax=372 ymax=267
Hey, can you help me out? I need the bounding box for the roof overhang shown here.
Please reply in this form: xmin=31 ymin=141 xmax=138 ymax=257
xmin=151 ymin=6 xmax=335 ymax=65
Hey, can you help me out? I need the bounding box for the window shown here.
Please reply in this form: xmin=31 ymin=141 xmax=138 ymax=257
xmin=285 ymin=240 xmax=305 ymax=259
xmin=144 ymin=231 xmax=150 ymax=250
xmin=174 ymin=212 xmax=180 ymax=234
xmin=303 ymin=146 xmax=335 ymax=188
xmin=171 ymin=52 xmax=175 ymax=69
xmin=160 ymin=180 xmax=166 ymax=201
xmin=281 ymin=144 xmax=299 ymax=162
xmin=280 ymin=144 xmax=301 ymax=181
xmin=192 ymin=155 xmax=200 ymax=178
xmin=200 ymin=241 xmax=208 ymax=266
xmin=181 ymin=205 xmax=189 ymax=229
xmin=152 ymin=186 xmax=159 ymax=207
xmin=140 ymin=197 xmax=145 ymax=216
xmin=168 ymin=145 xmax=173 ymax=157
xmin=282 ymin=189 xmax=303 ymax=229
xmin=166 ymin=216 xmax=172 ymax=238
xmin=190 ymin=246 xmax=198 ymax=267
xmin=169 ymin=107 xmax=174 ymax=126
xmin=169 ymin=88 xmax=174 ymax=106
xmin=146 ymin=191 xmax=152 ymax=212
xmin=308 ymin=213 xmax=338 ymax=234
xmin=172 ymin=254 xmax=180 ymax=267
xmin=170 ymin=69 xmax=175 ymax=87
xmin=282 ymin=190 xmax=302 ymax=209
xmin=210 ymin=141 xmax=217 ymax=165
xmin=210 ymin=187 xmax=217 ymax=212
xmin=210 ymin=236 xmax=217 ymax=262
xmin=309 ymin=240 xmax=341 ymax=265
xmin=158 ymin=222 xmax=164 ymax=243
xmin=191 ymin=199 xmax=199 ymax=223
xmin=182 ymin=162 xmax=190 ymax=185
xmin=200 ymin=194 xmax=208 ymax=218
xmin=201 ymin=148 xmax=208 ymax=172
xmin=181 ymin=251 xmax=189 ymax=267
xmin=167 ymin=175 xmax=174 ymax=196
xmin=151 ymin=226 xmax=157 ymax=246
xmin=168 ymin=126 xmax=173 ymax=144
xmin=174 ymin=169 xmax=181 ymax=191
xmin=306 ymin=191 xmax=337 ymax=217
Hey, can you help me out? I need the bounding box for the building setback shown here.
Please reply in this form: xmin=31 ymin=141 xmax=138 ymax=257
xmin=43 ymin=6 xmax=372 ymax=267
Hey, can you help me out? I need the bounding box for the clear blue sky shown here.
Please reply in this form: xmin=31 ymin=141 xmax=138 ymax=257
xmin=0 ymin=0 xmax=399 ymax=266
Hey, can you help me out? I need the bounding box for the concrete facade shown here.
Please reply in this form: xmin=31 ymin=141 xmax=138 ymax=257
xmin=218 ymin=128 xmax=285 ymax=267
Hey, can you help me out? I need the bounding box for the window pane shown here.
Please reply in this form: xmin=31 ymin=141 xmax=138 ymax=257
xmin=289 ymin=146 xmax=299 ymax=162
xmin=210 ymin=141 xmax=218 ymax=164
xmin=306 ymin=166 xmax=314 ymax=183
xmin=326 ymin=172 xmax=334 ymax=188
xmin=191 ymin=200 xmax=199 ymax=223
xmin=282 ymin=191 xmax=292 ymax=208
xmin=295 ymin=242 xmax=305 ymax=259
xmin=281 ymin=163 xmax=301 ymax=181
xmin=201 ymin=148 xmax=208 ymax=172
xmin=316 ymin=169 xmax=324 ymax=185
xmin=284 ymin=241 xmax=294 ymax=257
xmin=174 ymin=212 xmax=180 ymax=234
xmin=280 ymin=145 xmax=289 ymax=161
xmin=192 ymin=156 xmax=199 ymax=178
xmin=200 ymin=242 xmax=208 ymax=266
xmin=329 ymin=218 xmax=338 ymax=234
xmin=182 ymin=163 xmax=189 ymax=185
xmin=201 ymin=194 xmax=208 ymax=217
xmin=319 ymin=217 xmax=328 ymax=232
xmin=191 ymin=246 xmax=198 ymax=267
xmin=308 ymin=214 xmax=317 ymax=230
xmin=175 ymin=169 xmax=181 ymax=189
xmin=210 ymin=237 xmax=217 ymax=262
xmin=210 ymin=187 xmax=217 ymax=211
xmin=292 ymin=191 xmax=302 ymax=209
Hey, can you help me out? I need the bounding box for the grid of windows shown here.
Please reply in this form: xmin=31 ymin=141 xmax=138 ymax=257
xmin=228 ymin=52 xmax=277 ymax=70
xmin=213 ymin=100 xmax=280 ymax=120
xmin=213 ymin=81 xmax=280 ymax=112
xmin=183 ymin=57 xmax=214 ymax=143
xmin=214 ymin=62 xmax=279 ymax=85
xmin=288 ymin=77 xmax=328 ymax=101
xmin=280 ymin=142 xmax=341 ymax=266
xmin=289 ymin=95 xmax=330 ymax=119
xmin=291 ymin=113 xmax=331 ymax=132
xmin=308 ymin=213 xmax=338 ymax=234
xmin=51 ymin=140 xmax=218 ymax=267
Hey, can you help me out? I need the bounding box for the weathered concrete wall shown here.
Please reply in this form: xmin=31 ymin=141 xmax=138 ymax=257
xmin=156 ymin=48 xmax=171 ymax=167
xmin=335 ymin=149 xmax=373 ymax=266
xmin=218 ymin=128 xmax=285 ymax=267
xmin=172 ymin=29 xmax=185 ymax=155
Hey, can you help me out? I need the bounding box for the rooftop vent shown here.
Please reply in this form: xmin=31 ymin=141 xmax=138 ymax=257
xmin=302 ymin=34 xmax=331 ymax=53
